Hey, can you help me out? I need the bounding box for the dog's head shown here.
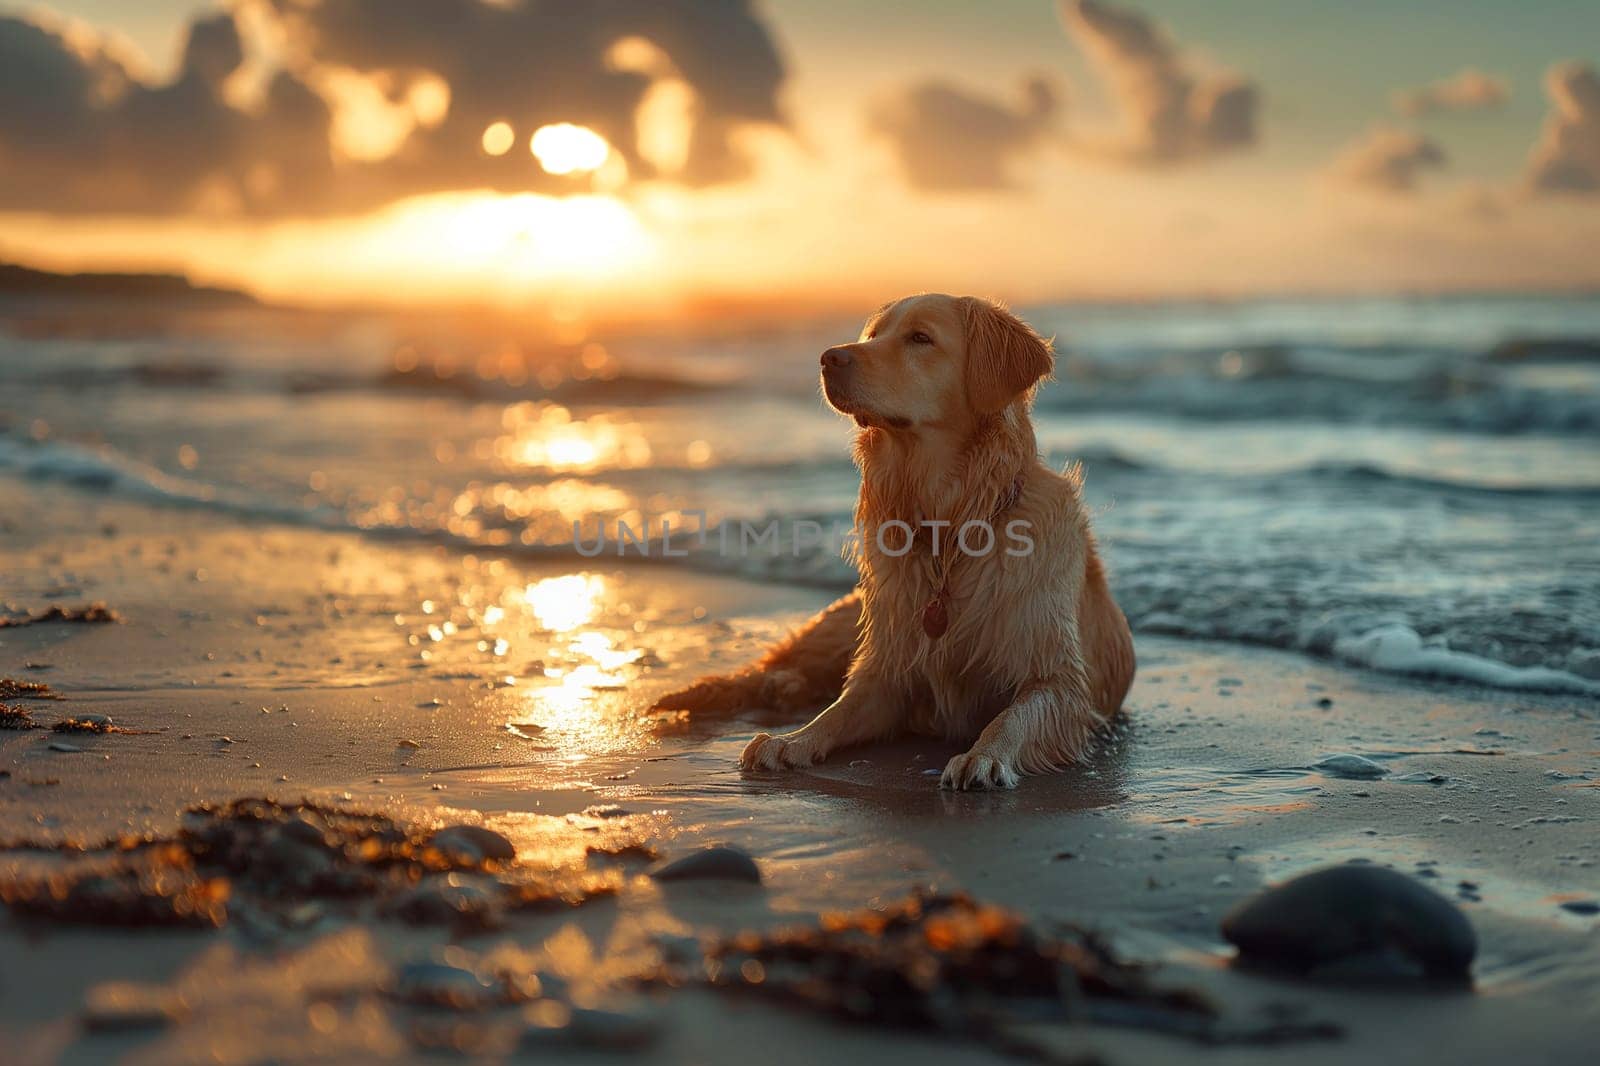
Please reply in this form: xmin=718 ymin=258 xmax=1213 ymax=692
xmin=820 ymin=294 xmax=1053 ymax=431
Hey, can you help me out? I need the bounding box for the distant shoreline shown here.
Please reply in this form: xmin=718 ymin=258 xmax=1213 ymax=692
xmin=0 ymin=261 xmax=258 ymax=309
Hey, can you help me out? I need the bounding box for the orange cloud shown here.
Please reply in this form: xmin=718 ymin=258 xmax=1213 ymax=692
xmin=1392 ymin=68 xmax=1509 ymax=118
xmin=1331 ymin=127 xmax=1448 ymax=194
xmin=868 ymin=77 xmax=1061 ymax=192
xmin=1525 ymin=61 xmax=1600 ymax=195
xmin=0 ymin=0 xmax=790 ymax=217
xmin=1058 ymin=0 xmax=1258 ymax=165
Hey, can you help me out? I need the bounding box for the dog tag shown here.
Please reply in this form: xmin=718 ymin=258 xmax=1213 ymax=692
xmin=921 ymin=596 xmax=948 ymax=640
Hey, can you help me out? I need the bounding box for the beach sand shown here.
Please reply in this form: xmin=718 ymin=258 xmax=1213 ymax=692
xmin=2 ymin=477 xmax=1598 ymax=1064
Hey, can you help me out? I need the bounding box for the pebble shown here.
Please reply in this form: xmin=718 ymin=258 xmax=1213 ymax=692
xmin=389 ymin=875 xmax=502 ymax=929
xmin=651 ymin=846 xmax=762 ymax=885
xmin=1221 ymin=864 xmax=1476 ymax=981
xmin=389 ymin=961 xmax=498 ymax=1009
xmin=82 ymin=983 xmax=183 ymax=1031
xmin=520 ymin=1003 xmax=661 ymax=1051
xmin=1392 ymin=771 xmax=1447 ymax=784
xmin=1312 ymin=754 xmax=1389 ymax=780
xmin=47 ymin=741 xmax=83 ymax=753
xmin=1558 ymin=900 xmax=1599 ymax=915
xmin=428 ymin=825 xmax=516 ymax=864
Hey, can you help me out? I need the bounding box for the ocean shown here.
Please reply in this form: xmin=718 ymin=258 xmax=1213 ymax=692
xmin=3 ymin=293 xmax=1598 ymax=695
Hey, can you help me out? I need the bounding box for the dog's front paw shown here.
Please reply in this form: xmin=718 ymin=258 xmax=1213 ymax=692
xmin=940 ymin=748 xmax=1019 ymax=790
xmin=740 ymin=731 xmax=817 ymax=771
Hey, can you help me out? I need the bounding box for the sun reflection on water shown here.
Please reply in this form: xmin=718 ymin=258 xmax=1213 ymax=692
xmin=508 ymin=572 xmax=663 ymax=757
xmin=504 ymin=404 xmax=652 ymax=472
xmin=523 ymin=573 xmax=605 ymax=631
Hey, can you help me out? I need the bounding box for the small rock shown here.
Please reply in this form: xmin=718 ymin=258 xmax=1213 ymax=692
xmin=396 ymin=738 xmax=421 ymax=749
xmin=428 ymin=825 xmax=516 ymax=864
xmin=389 ymin=875 xmax=502 ymax=929
xmin=389 ymin=961 xmax=498 ymax=1009
xmin=1221 ymin=864 xmax=1476 ymax=981
xmin=651 ymin=846 xmax=761 ymax=885
xmin=1558 ymin=899 xmax=1599 ymax=915
xmin=82 ymin=983 xmax=183 ymax=1031
xmin=1312 ymin=754 xmax=1389 ymax=780
xmin=47 ymin=740 xmax=83 ymax=753
xmin=520 ymin=1003 xmax=660 ymax=1050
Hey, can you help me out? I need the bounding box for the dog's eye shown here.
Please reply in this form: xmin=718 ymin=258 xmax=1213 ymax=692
xmin=908 ymin=331 xmax=933 ymax=345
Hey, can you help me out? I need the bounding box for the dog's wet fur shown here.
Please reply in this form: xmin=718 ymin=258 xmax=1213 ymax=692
xmin=654 ymin=294 xmax=1135 ymax=789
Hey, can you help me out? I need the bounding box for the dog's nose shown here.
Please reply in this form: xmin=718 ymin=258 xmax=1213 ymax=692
xmin=821 ymin=346 xmax=854 ymax=369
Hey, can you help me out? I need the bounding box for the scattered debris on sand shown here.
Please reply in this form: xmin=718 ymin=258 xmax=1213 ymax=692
xmin=0 ymin=703 xmax=38 ymax=729
xmin=0 ymin=799 xmax=619 ymax=931
xmin=0 ymin=602 xmax=121 ymax=628
xmin=51 ymin=714 xmax=116 ymax=734
xmin=657 ymin=891 xmax=1339 ymax=1055
xmin=586 ymin=841 xmax=659 ymax=863
xmin=0 ymin=677 xmax=64 ymax=700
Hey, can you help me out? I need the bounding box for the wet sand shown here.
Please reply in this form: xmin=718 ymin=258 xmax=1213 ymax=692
xmin=2 ymin=479 xmax=1598 ymax=1064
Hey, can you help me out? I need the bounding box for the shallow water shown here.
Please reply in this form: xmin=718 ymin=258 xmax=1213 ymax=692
xmin=2 ymin=293 xmax=1598 ymax=693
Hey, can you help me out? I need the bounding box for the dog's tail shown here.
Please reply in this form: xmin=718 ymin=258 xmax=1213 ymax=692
xmin=651 ymin=591 xmax=861 ymax=714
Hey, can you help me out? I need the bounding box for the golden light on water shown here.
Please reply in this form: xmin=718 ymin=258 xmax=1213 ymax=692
xmin=507 ymin=405 xmax=652 ymax=472
xmin=530 ymin=123 xmax=611 ymax=175
xmin=481 ymin=120 xmax=515 ymax=156
xmin=523 ymin=574 xmax=605 ymax=632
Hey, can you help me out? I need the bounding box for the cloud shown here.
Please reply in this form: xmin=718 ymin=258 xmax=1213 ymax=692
xmin=0 ymin=0 xmax=790 ymax=216
xmin=1455 ymin=183 xmax=1507 ymax=222
xmin=1392 ymin=68 xmax=1509 ymax=118
xmin=1057 ymin=0 xmax=1258 ymax=165
xmin=868 ymin=77 xmax=1060 ymax=192
xmin=1524 ymin=61 xmax=1600 ymax=195
xmin=1331 ymin=127 xmax=1447 ymax=194
xmin=0 ymin=11 xmax=333 ymax=215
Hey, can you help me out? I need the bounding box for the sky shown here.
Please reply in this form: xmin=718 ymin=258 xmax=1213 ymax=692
xmin=1 ymin=0 xmax=1598 ymax=316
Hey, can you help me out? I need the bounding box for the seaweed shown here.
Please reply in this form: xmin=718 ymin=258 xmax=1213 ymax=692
xmin=0 ymin=602 xmax=121 ymax=628
xmin=51 ymin=717 xmax=112 ymax=734
xmin=666 ymin=891 xmax=1338 ymax=1058
xmin=0 ymin=703 xmax=38 ymax=729
xmin=0 ymin=677 xmax=63 ymax=700
xmin=0 ymin=798 xmax=614 ymax=931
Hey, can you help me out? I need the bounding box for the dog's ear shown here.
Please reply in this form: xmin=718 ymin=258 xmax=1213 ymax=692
xmin=961 ymin=297 xmax=1054 ymax=416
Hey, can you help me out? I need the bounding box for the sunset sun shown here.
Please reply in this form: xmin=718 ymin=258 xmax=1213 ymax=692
xmin=530 ymin=122 xmax=612 ymax=175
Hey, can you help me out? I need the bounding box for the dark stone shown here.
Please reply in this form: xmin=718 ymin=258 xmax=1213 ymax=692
xmin=650 ymin=846 xmax=761 ymax=885
xmin=521 ymin=1005 xmax=661 ymax=1050
xmin=388 ymin=875 xmax=502 ymax=930
xmin=1558 ymin=899 xmax=1599 ymax=915
xmin=428 ymin=825 xmax=516 ymax=864
xmin=1311 ymin=754 xmax=1388 ymax=780
xmin=389 ymin=961 xmax=498 ymax=1009
xmin=1221 ymin=864 xmax=1476 ymax=981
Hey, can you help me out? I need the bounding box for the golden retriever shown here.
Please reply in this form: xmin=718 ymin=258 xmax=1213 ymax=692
xmin=655 ymin=294 xmax=1135 ymax=789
